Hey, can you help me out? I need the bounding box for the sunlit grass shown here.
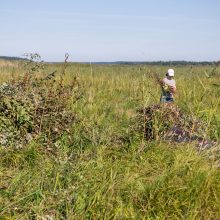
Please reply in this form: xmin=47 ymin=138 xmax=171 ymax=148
xmin=0 ymin=60 xmax=220 ymax=219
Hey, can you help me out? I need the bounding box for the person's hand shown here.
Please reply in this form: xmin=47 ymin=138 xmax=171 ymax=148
xmin=169 ymin=85 xmax=176 ymax=93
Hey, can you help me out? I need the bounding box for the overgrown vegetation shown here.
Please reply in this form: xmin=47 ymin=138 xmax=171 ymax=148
xmin=0 ymin=54 xmax=82 ymax=150
xmin=0 ymin=60 xmax=220 ymax=219
xmin=138 ymin=104 xmax=218 ymax=149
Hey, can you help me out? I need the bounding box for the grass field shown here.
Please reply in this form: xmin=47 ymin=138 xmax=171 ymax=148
xmin=0 ymin=60 xmax=220 ymax=219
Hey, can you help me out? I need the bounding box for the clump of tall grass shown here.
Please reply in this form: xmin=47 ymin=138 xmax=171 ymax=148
xmin=1 ymin=143 xmax=220 ymax=219
xmin=137 ymin=104 xmax=218 ymax=150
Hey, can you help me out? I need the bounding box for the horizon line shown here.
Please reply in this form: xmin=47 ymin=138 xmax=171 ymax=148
xmin=0 ymin=56 xmax=219 ymax=64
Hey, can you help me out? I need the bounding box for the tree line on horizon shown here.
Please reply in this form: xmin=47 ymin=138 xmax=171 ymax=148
xmin=0 ymin=56 xmax=220 ymax=66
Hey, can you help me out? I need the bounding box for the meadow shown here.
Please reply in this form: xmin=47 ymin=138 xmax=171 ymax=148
xmin=0 ymin=59 xmax=220 ymax=219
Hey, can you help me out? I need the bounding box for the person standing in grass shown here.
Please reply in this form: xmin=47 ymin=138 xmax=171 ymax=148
xmin=160 ymin=69 xmax=176 ymax=103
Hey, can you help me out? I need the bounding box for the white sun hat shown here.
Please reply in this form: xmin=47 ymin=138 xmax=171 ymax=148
xmin=167 ymin=69 xmax=174 ymax=76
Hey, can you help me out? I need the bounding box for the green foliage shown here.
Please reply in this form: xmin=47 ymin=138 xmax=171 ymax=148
xmin=0 ymin=60 xmax=81 ymax=149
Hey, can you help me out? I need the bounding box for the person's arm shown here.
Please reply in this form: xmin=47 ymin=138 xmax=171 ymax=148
xmin=161 ymin=78 xmax=166 ymax=87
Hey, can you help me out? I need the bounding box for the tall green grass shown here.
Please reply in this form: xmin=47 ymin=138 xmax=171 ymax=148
xmin=0 ymin=62 xmax=220 ymax=219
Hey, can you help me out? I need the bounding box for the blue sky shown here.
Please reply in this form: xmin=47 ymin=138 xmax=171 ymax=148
xmin=0 ymin=0 xmax=220 ymax=62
